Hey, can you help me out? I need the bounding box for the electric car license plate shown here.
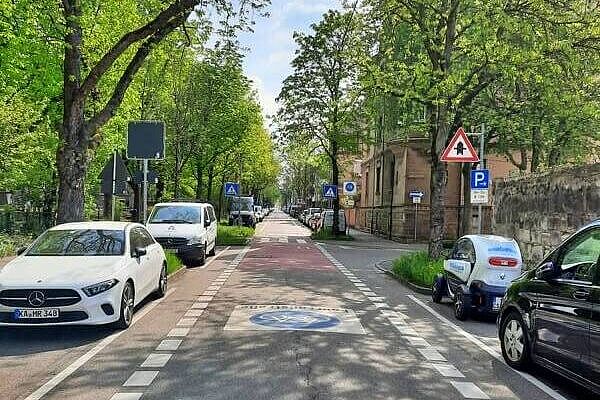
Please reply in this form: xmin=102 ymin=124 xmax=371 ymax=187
xmin=14 ymin=308 xmax=60 ymax=319
xmin=492 ymin=297 xmax=502 ymax=311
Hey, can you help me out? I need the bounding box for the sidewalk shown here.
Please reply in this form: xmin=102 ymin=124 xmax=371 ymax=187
xmin=346 ymin=228 xmax=428 ymax=251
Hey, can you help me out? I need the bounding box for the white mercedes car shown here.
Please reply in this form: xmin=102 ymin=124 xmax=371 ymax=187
xmin=0 ymin=222 xmax=167 ymax=329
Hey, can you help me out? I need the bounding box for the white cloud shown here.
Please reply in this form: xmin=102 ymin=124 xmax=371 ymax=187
xmin=249 ymin=75 xmax=278 ymax=122
xmin=283 ymin=0 xmax=335 ymax=15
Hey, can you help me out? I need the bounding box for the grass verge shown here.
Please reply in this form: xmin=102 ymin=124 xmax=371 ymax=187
xmin=310 ymin=229 xmax=354 ymax=241
xmin=217 ymin=224 xmax=254 ymax=246
xmin=391 ymin=251 xmax=444 ymax=288
xmin=165 ymin=251 xmax=183 ymax=275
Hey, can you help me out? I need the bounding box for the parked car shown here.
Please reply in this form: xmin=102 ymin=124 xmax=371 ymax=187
xmin=253 ymin=205 xmax=264 ymax=222
xmin=317 ymin=210 xmax=347 ymax=233
xmin=289 ymin=205 xmax=301 ymax=218
xmin=308 ymin=212 xmax=321 ymax=230
xmin=0 ymin=222 xmax=167 ymax=329
xmin=432 ymin=235 xmax=523 ymax=320
xmin=147 ymin=202 xmax=217 ymax=266
xmin=305 ymin=208 xmax=321 ymax=226
xmin=228 ymin=196 xmax=256 ymax=228
xmin=497 ymin=220 xmax=600 ymax=394
xmin=299 ymin=209 xmax=309 ymax=224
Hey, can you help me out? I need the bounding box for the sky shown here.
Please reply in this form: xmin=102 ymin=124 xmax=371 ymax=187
xmin=237 ymin=0 xmax=342 ymax=124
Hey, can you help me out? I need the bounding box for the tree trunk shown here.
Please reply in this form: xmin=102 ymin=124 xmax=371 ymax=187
xmin=331 ymin=139 xmax=340 ymax=236
xmin=195 ymin=161 xmax=203 ymax=200
xmin=428 ymin=105 xmax=450 ymax=259
xmin=207 ymin=165 xmax=214 ymax=202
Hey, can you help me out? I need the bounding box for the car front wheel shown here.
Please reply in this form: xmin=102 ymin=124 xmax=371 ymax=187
xmin=156 ymin=264 xmax=167 ymax=298
xmin=500 ymin=311 xmax=531 ymax=369
xmin=454 ymin=291 xmax=470 ymax=321
xmin=114 ymin=282 xmax=134 ymax=330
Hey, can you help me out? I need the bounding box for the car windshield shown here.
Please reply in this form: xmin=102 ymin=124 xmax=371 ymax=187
xmin=26 ymin=229 xmax=125 ymax=256
xmin=149 ymin=206 xmax=201 ymax=224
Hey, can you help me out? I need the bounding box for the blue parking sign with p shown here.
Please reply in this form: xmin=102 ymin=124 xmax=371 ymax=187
xmin=225 ymin=182 xmax=240 ymax=197
xmin=471 ymin=169 xmax=490 ymax=189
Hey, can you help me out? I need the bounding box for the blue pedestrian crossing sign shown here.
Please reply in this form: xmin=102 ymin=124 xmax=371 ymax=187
xmin=224 ymin=182 xmax=240 ymax=197
xmin=323 ymin=184 xmax=338 ymax=199
xmin=470 ymin=169 xmax=490 ymax=189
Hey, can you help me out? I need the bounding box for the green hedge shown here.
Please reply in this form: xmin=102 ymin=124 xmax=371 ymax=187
xmin=217 ymin=224 xmax=254 ymax=246
xmin=392 ymin=251 xmax=444 ymax=288
xmin=0 ymin=233 xmax=34 ymax=258
xmin=165 ymin=251 xmax=183 ymax=275
xmin=311 ymin=229 xmax=353 ymax=241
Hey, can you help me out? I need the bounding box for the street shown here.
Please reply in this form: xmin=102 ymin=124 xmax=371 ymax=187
xmin=0 ymin=211 xmax=594 ymax=400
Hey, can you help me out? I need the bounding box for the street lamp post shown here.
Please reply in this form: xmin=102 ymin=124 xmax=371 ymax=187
xmin=466 ymin=123 xmax=485 ymax=234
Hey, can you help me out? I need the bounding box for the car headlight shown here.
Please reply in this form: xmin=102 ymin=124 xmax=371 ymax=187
xmin=82 ymin=279 xmax=119 ymax=297
xmin=188 ymin=236 xmax=204 ymax=245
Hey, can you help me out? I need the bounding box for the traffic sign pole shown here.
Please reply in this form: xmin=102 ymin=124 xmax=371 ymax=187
xmin=111 ymin=151 xmax=116 ymax=221
xmin=143 ymin=159 xmax=149 ymax=223
xmin=477 ymin=123 xmax=485 ymax=234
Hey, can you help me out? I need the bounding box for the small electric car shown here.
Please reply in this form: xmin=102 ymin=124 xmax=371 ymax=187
xmin=432 ymin=235 xmax=523 ymax=320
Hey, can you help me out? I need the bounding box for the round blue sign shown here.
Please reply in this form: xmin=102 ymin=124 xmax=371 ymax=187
xmin=249 ymin=310 xmax=341 ymax=330
xmin=345 ymin=182 xmax=355 ymax=192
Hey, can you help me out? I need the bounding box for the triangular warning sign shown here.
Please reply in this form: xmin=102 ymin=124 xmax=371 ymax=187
xmin=440 ymin=128 xmax=480 ymax=163
xmin=226 ymin=185 xmax=237 ymax=195
xmin=325 ymin=188 xmax=336 ymax=197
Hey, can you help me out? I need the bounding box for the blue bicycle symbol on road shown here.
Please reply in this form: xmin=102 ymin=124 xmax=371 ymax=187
xmin=250 ymin=310 xmax=341 ymax=330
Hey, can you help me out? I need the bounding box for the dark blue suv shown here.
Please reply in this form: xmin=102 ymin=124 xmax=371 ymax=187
xmin=497 ymin=220 xmax=600 ymax=394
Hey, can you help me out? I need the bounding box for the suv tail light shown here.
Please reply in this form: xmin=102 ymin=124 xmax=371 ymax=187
xmin=488 ymin=257 xmax=519 ymax=267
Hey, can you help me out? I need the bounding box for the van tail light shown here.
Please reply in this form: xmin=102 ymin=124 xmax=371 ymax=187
xmin=488 ymin=257 xmax=519 ymax=267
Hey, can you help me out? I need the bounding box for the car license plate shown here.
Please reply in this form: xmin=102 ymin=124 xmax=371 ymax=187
xmin=492 ymin=297 xmax=502 ymax=311
xmin=14 ymin=308 xmax=60 ymax=319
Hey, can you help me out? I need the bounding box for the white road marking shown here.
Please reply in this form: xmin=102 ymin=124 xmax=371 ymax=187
xmin=260 ymin=237 xmax=270 ymax=242
xmin=373 ymin=302 xmax=390 ymax=309
xmin=167 ymin=328 xmax=190 ymax=337
xmin=191 ymin=302 xmax=209 ymax=309
xmin=278 ymin=237 xmax=288 ymax=243
xmin=431 ymin=364 xmax=465 ymax=378
xmin=368 ymin=296 xmax=386 ymax=302
xmin=23 ymin=288 xmax=176 ymax=400
xmin=450 ymin=381 xmax=490 ymax=399
xmin=156 ymin=339 xmax=182 ymax=352
xmin=109 ymin=393 xmax=143 ymax=400
xmin=197 ymin=295 xmax=213 ymax=302
xmin=197 ymin=246 xmax=231 ymax=269
xmin=417 ymin=348 xmax=446 ymax=361
xmin=407 ymin=295 xmax=569 ymax=400
xmin=184 ymin=309 xmax=204 ymax=318
xmin=123 ymin=371 xmax=159 ymax=387
xmin=297 ymin=239 xmax=307 ymax=244
xmin=207 ymin=285 xmax=220 ymax=291
xmin=177 ymin=317 xmax=198 ymax=326
xmin=203 ymin=290 xmax=218 ymax=296
xmin=396 ymin=326 xmax=418 ymax=336
xmin=141 ymin=353 xmax=173 ymax=368
xmin=406 ymin=337 xmax=431 ymax=347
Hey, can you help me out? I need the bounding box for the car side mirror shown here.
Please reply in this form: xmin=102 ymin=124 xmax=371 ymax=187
xmin=535 ymin=261 xmax=557 ymax=281
xmin=16 ymin=247 xmax=27 ymax=256
xmin=205 ymin=220 xmax=211 ymax=228
xmin=134 ymin=247 xmax=147 ymax=258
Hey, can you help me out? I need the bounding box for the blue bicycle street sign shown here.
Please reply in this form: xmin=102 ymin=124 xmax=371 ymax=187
xmin=471 ymin=169 xmax=490 ymax=190
xmin=323 ymin=184 xmax=338 ymax=199
xmin=224 ymin=182 xmax=240 ymax=197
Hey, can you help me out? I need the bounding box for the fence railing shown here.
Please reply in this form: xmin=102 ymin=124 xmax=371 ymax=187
xmin=0 ymin=210 xmax=55 ymax=235
xmin=353 ymin=205 xmax=493 ymax=241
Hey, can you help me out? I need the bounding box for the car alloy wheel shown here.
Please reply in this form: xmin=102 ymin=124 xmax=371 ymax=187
xmin=157 ymin=265 xmax=167 ymax=298
xmin=454 ymin=292 xmax=469 ymax=321
xmin=500 ymin=312 xmax=531 ymax=369
xmin=115 ymin=282 xmax=134 ymax=330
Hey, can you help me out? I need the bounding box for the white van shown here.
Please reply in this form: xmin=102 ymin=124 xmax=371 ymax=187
xmin=146 ymin=202 xmax=217 ymax=266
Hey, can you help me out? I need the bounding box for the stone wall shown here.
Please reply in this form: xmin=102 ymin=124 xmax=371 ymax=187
xmin=493 ymin=163 xmax=600 ymax=267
